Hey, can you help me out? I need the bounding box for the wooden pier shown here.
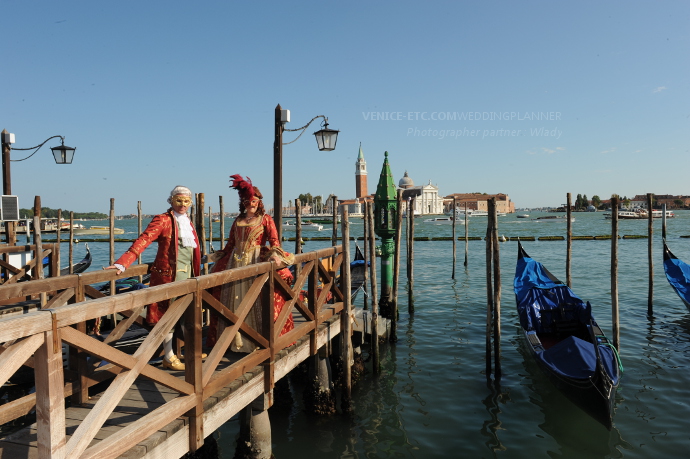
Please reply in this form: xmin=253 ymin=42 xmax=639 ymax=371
xmin=0 ymin=244 xmax=355 ymax=458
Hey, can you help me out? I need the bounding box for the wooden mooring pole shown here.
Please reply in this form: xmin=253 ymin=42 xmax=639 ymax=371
xmin=407 ymin=196 xmax=415 ymax=315
xmin=484 ymin=212 xmax=494 ymax=379
xmin=566 ymin=193 xmax=572 ymax=287
xmin=362 ymin=200 xmax=369 ymax=311
xmin=219 ymin=195 xmax=225 ymax=248
xmin=464 ymin=202 xmax=469 ymax=267
xmin=611 ymin=196 xmax=620 ymax=351
xmin=367 ymin=202 xmax=380 ymax=375
xmin=109 ymin=198 xmax=116 ymax=303
xmin=295 ymin=199 xmax=302 ymax=254
xmin=196 ymin=193 xmax=207 ymax=275
xmin=452 ymin=197 xmax=457 ymax=279
xmin=490 ymin=198 xmax=501 ymax=380
xmin=56 ymin=209 xmax=61 ymax=276
xmin=331 ymin=195 xmax=338 ymax=247
xmin=340 ymin=207 xmax=354 ymax=413
xmin=136 ymin=201 xmax=143 ymax=283
xmin=69 ymin=211 xmax=74 ymax=274
xmin=391 ymin=190 xmax=403 ymax=340
xmin=647 ymin=193 xmax=654 ymax=316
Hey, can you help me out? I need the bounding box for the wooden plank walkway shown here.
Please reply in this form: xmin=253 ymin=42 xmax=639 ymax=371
xmin=0 ymin=311 xmax=342 ymax=458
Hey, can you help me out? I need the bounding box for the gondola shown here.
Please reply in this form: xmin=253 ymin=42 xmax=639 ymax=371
xmin=662 ymin=240 xmax=690 ymax=309
xmin=59 ymin=243 xmax=93 ymax=276
xmin=514 ymin=241 xmax=621 ymax=429
xmin=350 ymin=244 xmax=367 ymax=302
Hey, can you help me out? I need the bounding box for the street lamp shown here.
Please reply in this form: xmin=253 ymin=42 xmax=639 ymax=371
xmin=273 ymin=104 xmax=339 ymax=239
xmin=1 ymin=129 xmax=77 ymax=243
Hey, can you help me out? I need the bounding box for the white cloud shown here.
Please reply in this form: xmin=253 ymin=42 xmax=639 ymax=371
xmin=653 ymin=86 xmax=667 ymax=93
xmin=600 ymin=147 xmax=617 ymax=154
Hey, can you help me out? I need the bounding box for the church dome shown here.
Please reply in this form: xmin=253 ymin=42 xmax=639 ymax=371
xmin=398 ymin=171 xmax=414 ymax=189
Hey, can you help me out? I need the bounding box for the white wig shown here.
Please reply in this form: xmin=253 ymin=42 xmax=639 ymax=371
xmin=167 ymin=185 xmax=193 ymax=204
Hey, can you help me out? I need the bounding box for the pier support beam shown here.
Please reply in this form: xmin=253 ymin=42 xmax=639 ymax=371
xmin=236 ymin=394 xmax=273 ymax=459
xmin=303 ymin=349 xmax=336 ymax=415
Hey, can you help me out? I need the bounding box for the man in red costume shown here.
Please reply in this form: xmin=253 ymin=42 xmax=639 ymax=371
xmin=106 ymin=185 xmax=201 ymax=370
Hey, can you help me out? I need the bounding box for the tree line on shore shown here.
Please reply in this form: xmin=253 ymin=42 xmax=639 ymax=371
xmin=19 ymin=207 xmax=107 ymax=220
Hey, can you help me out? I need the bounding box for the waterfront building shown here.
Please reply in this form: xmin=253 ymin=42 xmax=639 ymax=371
xmin=397 ymin=171 xmax=444 ymax=215
xmin=443 ymin=193 xmax=515 ymax=214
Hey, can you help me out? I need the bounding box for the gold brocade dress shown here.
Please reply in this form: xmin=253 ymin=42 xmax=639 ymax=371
xmin=206 ymin=214 xmax=294 ymax=352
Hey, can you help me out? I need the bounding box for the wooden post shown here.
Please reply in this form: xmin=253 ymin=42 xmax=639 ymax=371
xmin=109 ymin=198 xmax=116 ymax=301
xmin=647 ymin=193 xmax=653 ymax=316
xmin=33 ymin=196 xmax=41 ymax=246
xmin=406 ymin=197 xmax=412 ymax=279
xmin=408 ymin=196 xmax=415 ymax=315
xmin=137 ymin=201 xmax=143 ymax=283
xmin=490 ymin=198 xmax=501 ymax=380
xmin=185 ymin=285 xmax=204 ymax=452
xmin=362 ymin=200 xmax=369 ymax=311
xmin=219 ymin=195 xmax=225 ymax=248
xmin=196 ymin=193 xmax=207 ymax=275
xmin=464 ymin=202 xmax=469 ymax=267
xmin=452 ymin=197 xmax=457 ymax=279
xmin=340 ymin=207 xmax=353 ymax=413
xmin=391 ymin=190 xmax=403 ymax=338
xmin=56 ymin=209 xmax=62 ymax=276
xmin=367 ymin=202 xmax=380 ymax=375
xmin=208 ymin=205 xmax=213 ymax=256
xmin=611 ymin=196 xmax=620 ymax=351
xmin=69 ymin=212 xmax=74 ymax=274
xmin=35 ymin=329 xmax=66 ymax=458
xmin=485 ymin=213 xmax=493 ymax=379
xmin=295 ymin=199 xmax=302 ymax=254
xmin=566 ymin=193 xmax=572 ymax=287
xmin=33 ymin=215 xmax=47 ymax=308
xmin=331 ymin=195 xmax=338 ymax=247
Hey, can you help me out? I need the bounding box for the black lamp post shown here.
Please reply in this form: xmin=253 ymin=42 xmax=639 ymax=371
xmin=1 ymin=129 xmax=76 ymax=244
xmin=273 ymin=104 xmax=339 ymax=239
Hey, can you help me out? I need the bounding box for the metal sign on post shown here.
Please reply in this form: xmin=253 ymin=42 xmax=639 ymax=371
xmin=1 ymin=195 xmax=19 ymax=221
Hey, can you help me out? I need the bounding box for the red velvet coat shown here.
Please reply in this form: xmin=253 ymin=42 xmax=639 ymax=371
xmin=115 ymin=209 xmax=200 ymax=324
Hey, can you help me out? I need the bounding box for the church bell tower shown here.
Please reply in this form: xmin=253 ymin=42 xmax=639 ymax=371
xmin=355 ymin=143 xmax=368 ymax=198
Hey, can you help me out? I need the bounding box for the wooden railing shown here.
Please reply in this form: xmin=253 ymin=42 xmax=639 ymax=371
xmin=0 ymin=244 xmax=350 ymax=458
xmin=0 ymin=243 xmax=60 ymax=291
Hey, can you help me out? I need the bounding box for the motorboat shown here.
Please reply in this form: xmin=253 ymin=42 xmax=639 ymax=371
xmin=73 ymin=225 xmax=125 ymax=235
xmin=283 ymin=221 xmax=323 ymax=231
xmin=423 ymin=216 xmax=464 ymax=225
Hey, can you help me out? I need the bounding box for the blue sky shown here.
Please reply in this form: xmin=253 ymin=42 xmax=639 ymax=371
xmin=3 ymin=1 xmax=688 ymax=214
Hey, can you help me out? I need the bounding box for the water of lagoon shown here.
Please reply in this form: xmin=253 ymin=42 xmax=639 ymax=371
xmin=53 ymin=211 xmax=690 ymax=458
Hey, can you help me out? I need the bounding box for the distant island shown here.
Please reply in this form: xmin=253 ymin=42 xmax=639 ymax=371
xmin=19 ymin=207 xmax=108 ymax=220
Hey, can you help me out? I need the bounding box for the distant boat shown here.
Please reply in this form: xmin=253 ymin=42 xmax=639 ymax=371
xmin=423 ymin=216 xmax=464 ymax=225
xmin=73 ymin=225 xmax=125 ymax=235
xmin=283 ymin=221 xmax=323 ymax=231
xmin=517 ymin=214 xmax=530 ymax=218
xmin=533 ymin=216 xmax=575 ymax=222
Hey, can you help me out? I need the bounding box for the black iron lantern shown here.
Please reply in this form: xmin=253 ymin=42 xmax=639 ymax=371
xmin=51 ymin=140 xmax=76 ymax=164
xmin=313 ymin=120 xmax=339 ymax=151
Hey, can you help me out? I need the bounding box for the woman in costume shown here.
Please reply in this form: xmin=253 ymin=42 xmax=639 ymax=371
xmin=106 ymin=185 xmax=200 ymax=370
xmin=206 ymin=175 xmax=295 ymax=352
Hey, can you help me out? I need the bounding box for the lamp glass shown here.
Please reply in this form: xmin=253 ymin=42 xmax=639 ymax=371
xmin=51 ymin=145 xmax=76 ymax=164
xmin=313 ymin=128 xmax=339 ymax=151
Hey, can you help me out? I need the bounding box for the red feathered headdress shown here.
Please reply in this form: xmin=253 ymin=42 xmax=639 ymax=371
xmin=230 ymin=174 xmax=255 ymax=202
